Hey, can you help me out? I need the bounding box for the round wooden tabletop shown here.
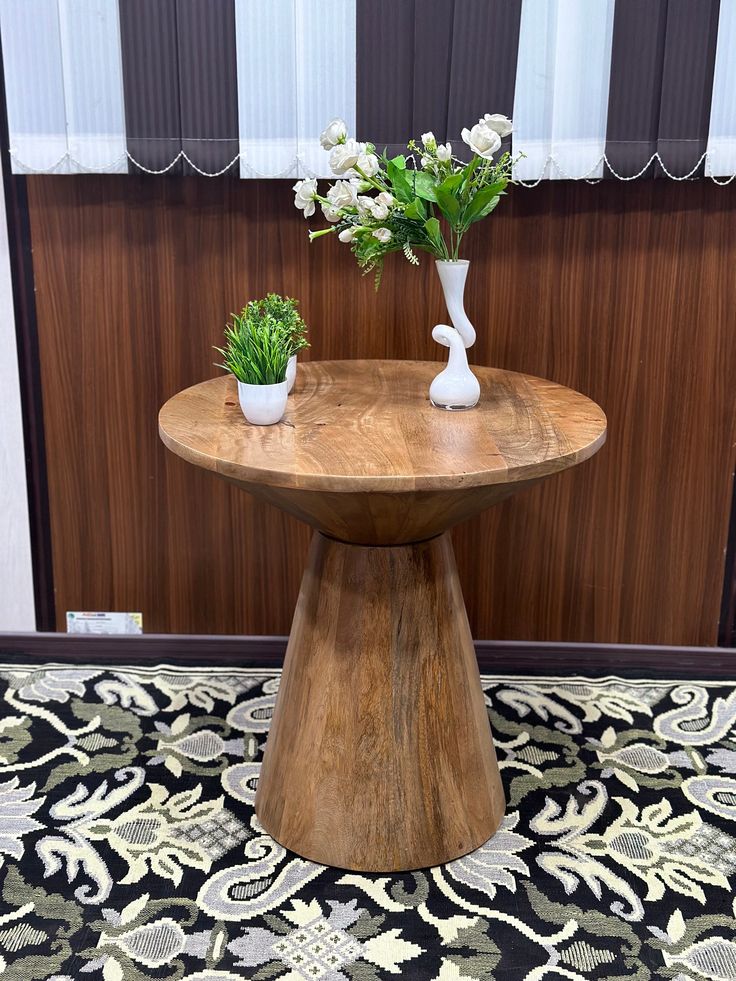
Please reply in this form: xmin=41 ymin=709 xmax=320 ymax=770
xmin=158 ymin=360 xmax=607 ymax=494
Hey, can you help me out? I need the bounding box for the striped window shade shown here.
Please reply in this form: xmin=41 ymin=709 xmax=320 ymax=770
xmin=0 ymin=0 xmax=734 ymax=181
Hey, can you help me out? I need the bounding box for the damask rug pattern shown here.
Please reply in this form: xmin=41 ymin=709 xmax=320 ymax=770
xmin=0 ymin=664 xmax=735 ymax=981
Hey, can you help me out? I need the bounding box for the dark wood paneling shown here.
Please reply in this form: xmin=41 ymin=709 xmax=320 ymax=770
xmin=26 ymin=176 xmax=736 ymax=645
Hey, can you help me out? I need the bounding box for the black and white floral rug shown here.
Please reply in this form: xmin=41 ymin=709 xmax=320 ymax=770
xmin=1 ymin=664 xmax=735 ymax=980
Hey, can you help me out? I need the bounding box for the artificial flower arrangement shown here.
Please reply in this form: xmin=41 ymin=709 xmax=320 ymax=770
xmin=293 ymin=113 xmax=515 ymax=286
xmin=292 ymin=114 xmax=517 ymax=410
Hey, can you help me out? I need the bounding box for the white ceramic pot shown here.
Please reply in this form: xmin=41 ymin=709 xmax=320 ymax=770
xmin=286 ymin=354 xmax=297 ymax=394
xmin=237 ymin=380 xmax=288 ymax=425
xmin=429 ymin=259 xmax=480 ymax=410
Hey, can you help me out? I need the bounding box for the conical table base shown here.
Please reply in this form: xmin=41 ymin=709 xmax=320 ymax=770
xmin=255 ymin=531 xmax=506 ymax=871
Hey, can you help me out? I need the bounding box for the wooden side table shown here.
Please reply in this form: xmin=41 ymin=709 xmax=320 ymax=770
xmin=159 ymin=360 xmax=606 ymax=871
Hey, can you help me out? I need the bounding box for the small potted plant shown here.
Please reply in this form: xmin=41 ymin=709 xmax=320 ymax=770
xmin=215 ymin=297 xmax=306 ymax=425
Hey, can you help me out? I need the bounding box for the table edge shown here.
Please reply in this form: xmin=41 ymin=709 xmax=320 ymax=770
xmin=158 ymin=393 xmax=608 ymax=495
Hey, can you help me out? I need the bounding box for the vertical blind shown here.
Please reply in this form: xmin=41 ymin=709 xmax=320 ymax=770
xmin=0 ymin=0 xmax=734 ymax=181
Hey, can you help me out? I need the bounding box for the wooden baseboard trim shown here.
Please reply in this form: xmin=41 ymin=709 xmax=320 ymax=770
xmin=474 ymin=640 xmax=735 ymax=677
xmin=0 ymin=632 xmax=733 ymax=677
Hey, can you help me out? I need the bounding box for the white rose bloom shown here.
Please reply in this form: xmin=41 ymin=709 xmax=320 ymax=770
xmin=338 ymin=227 xmax=356 ymax=243
xmin=375 ymin=191 xmax=394 ymax=208
xmin=483 ymin=113 xmax=513 ymax=137
xmin=436 ymin=142 xmax=452 ymax=162
xmin=357 ymin=195 xmax=375 ymax=217
xmin=461 ymin=121 xmax=501 ymax=160
xmin=355 ymin=151 xmax=380 ymax=178
xmin=370 ymin=201 xmax=390 ymax=220
xmin=293 ymin=178 xmax=318 ymax=217
xmin=329 ymin=139 xmax=363 ymax=175
xmin=372 ymin=227 xmax=392 ymax=244
xmin=319 ymin=117 xmax=348 ymax=150
xmin=326 ymin=180 xmax=358 ymax=210
xmin=321 ymin=201 xmax=342 ymax=222
xmin=421 ymin=131 xmax=437 ymax=149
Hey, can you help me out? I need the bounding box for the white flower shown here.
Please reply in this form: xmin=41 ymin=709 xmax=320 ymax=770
xmin=421 ymin=131 xmax=437 ymax=149
xmin=372 ymin=227 xmax=392 ymax=244
xmin=321 ymin=201 xmax=341 ymax=222
xmin=356 ymin=191 xmax=395 ymax=221
xmin=357 ymin=195 xmax=375 ymax=217
xmin=420 ymin=155 xmax=433 ymax=169
xmin=338 ymin=227 xmax=356 ymax=243
xmin=355 ymin=151 xmax=380 ymax=178
xmin=293 ymin=178 xmax=318 ymax=217
xmin=461 ymin=120 xmax=502 ymax=160
xmin=436 ymin=142 xmax=452 ymax=162
xmin=326 ymin=180 xmax=358 ymax=210
xmin=319 ymin=117 xmax=348 ymax=150
xmin=329 ymin=138 xmax=363 ymax=175
xmin=483 ymin=113 xmax=513 ymax=137
xmin=368 ymin=192 xmax=394 ymax=220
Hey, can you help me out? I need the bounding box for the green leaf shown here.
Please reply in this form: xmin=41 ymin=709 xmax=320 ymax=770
xmin=387 ymin=161 xmax=413 ymax=202
xmin=461 ymin=156 xmax=481 ymax=186
xmin=460 ymin=185 xmax=503 ymax=229
xmin=435 ymin=184 xmax=461 ymax=225
xmin=404 ymin=197 xmax=426 ymax=221
xmin=477 ymin=194 xmax=500 ymax=220
xmin=439 ymin=171 xmax=464 ymax=193
xmin=410 ymin=170 xmax=438 ymax=202
xmin=389 ymin=154 xmax=406 ymax=170
xmin=424 ymin=217 xmax=444 ymax=254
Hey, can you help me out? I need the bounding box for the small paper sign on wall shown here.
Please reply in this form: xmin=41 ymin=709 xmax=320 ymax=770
xmin=66 ymin=612 xmax=142 ymax=634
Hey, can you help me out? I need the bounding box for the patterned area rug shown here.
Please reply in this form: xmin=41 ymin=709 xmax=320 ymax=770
xmin=0 ymin=664 xmax=735 ymax=981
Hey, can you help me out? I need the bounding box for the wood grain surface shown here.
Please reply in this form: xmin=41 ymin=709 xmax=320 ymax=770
xmin=159 ymin=362 xmax=606 ymax=491
xmin=26 ymin=175 xmax=736 ymax=644
xmin=159 ymin=361 xmax=605 ymax=543
xmin=255 ymin=531 xmax=506 ymax=870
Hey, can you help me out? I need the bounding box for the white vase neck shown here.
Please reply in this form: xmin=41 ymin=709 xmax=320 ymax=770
xmin=434 ymin=260 xmax=474 ymax=348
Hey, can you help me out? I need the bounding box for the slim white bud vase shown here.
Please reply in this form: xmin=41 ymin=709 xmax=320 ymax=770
xmin=429 ymin=259 xmax=481 ymax=410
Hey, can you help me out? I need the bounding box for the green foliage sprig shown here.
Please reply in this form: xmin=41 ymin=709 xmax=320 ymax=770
xmin=254 ymin=293 xmax=310 ymax=356
xmin=214 ymin=293 xmax=309 ymax=385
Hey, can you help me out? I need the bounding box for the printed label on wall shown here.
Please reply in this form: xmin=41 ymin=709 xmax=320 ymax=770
xmin=66 ymin=611 xmax=142 ymax=634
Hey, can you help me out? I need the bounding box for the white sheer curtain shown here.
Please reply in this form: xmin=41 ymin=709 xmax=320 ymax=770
xmin=0 ymin=0 xmax=127 ymax=174
xmin=512 ymin=0 xmax=616 ymax=182
xmin=0 ymin=150 xmax=35 ymax=629
xmin=235 ymin=0 xmax=355 ymax=178
xmin=706 ymin=0 xmax=736 ymax=178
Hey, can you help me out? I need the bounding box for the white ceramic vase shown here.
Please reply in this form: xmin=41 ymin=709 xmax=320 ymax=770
xmin=286 ymin=354 xmax=297 ymax=394
xmin=237 ymin=379 xmax=288 ymax=425
xmin=429 ymin=259 xmax=481 ymax=410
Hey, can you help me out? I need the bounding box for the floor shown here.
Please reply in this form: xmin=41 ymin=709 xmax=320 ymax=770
xmin=1 ymin=662 xmax=735 ymax=980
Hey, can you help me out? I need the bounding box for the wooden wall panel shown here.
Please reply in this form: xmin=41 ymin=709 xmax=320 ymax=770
xmin=26 ymin=176 xmax=736 ymax=645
